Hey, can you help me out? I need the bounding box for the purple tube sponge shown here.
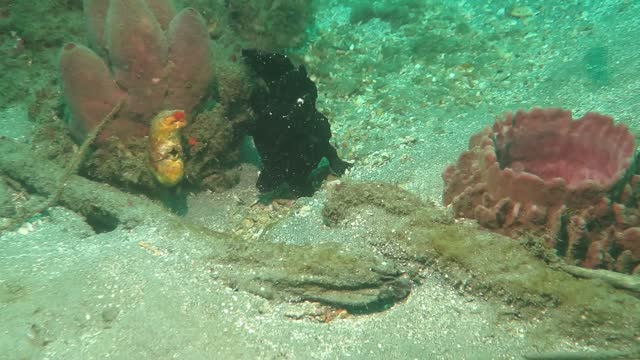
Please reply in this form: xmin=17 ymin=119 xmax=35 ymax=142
xmin=60 ymin=0 xmax=213 ymax=143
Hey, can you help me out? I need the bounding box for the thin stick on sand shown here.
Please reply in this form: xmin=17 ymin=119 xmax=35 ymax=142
xmin=0 ymin=99 xmax=124 ymax=231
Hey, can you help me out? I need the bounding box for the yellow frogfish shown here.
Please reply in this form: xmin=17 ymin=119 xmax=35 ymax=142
xmin=148 ymin=110 xmax=187 ymax=186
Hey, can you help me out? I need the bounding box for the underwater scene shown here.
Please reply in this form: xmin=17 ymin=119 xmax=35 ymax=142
xmin=1 ymin=0 xmax=639 ymax=359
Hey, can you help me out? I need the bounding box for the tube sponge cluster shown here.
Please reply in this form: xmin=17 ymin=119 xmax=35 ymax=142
xmin=59 ymin=0 xmax=213 ymax=143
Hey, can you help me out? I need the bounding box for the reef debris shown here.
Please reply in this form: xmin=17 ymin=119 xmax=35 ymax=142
xmin=0 ymin=138 xmax=411 ymax=311
xmin=322 ymin=181 xmax=640 ymax=344
xmin=443 ymin=108 xmax=640 ymax=273
xmin=0 ymin=100 xmax=124 ymax=232
xmin=1 ymin=145 xmax=638 ymax=344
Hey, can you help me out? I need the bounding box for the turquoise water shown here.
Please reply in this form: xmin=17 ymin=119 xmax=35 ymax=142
xmin=1 ymin=1 xmax=639 ymax=359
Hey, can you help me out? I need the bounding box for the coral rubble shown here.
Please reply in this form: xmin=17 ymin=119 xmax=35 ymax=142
xmin=443 ymin=108 xmax=640 ymax=273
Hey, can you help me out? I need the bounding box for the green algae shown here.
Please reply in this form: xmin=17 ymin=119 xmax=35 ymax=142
xmin=322 ymin=181 xmax=425 ymax=226
xmin=215 ymin=239 xmax=411 ymax=310
xmin=4 ymin=133 xmax=639 ymax=346
xmin=322 ymin=181 xmax=640 ymax=346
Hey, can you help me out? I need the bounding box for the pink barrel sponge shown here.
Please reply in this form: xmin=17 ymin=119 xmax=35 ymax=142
xmin=443 ymin=108 xmax=640 ymax=273
xmin=59 ymin=0 xmax=213 ymax=142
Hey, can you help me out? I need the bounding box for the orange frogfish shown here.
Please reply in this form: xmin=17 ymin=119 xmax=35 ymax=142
xmin=148 ymin=110 xmax=187 ymax=186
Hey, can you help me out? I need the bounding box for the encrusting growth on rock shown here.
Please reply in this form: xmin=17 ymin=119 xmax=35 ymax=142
xmin=148 ymin=110 xmax=187 ymax=186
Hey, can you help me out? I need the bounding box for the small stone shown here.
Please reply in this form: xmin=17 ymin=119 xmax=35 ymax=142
xmin=242 ymin=218 xmax=254 ymax=229
xmin=283 ymin=302 xmax=322 ymax=319
xmin=296 ymin=205 xmax=312 ymax=218
xmin=101 ymin=307 xmax=119 ymax=323
xmin=508 ymin=5 xmax=534 ymax=18
xmin=0 ymin=179 xmax=16 ymax=218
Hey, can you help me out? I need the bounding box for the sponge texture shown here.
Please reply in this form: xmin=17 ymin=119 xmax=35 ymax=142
xmin=60 ymin=0 xmax=212 ymax=142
